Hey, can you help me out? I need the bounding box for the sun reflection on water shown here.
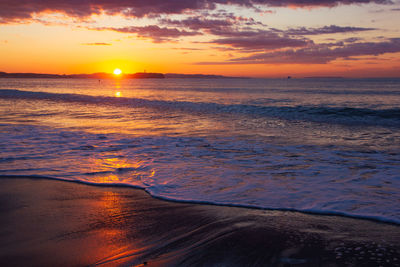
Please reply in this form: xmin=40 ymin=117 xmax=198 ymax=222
xmin=88 ymin=156 xmax=155 ymax=185
xmin=92 ymin=190 xmax=128 ymax=254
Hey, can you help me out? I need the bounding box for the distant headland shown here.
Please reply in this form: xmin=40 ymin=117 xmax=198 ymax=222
xmin=164 ymin=73 xmax=247 ymax=79
xmin=0 ymin=72 xmax=247 ymax=79
xmin=0 ymin=72 xmax=164 ymax=79
xmin=304 ymin=76 xmax=344 ymax=79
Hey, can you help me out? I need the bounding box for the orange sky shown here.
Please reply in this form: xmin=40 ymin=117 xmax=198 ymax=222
xmin=0 ymin=1 xmax=400 ymax=77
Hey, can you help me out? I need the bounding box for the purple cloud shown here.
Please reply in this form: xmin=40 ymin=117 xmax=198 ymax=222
xmin=343 ymin=37 xmax=363 ymax=43
xmin=279 ymin=25 xmax=376 ymax=35
xmin=207 ymin=25 xmax=373 ymax=40
xmin=160 ymin=17 xmax=233 ymax=31
xmin=211 ymin=35 xmax=311 ymax=50
xmin=250 ymin=0 xmax=392 ymax=7
xmin=207 ymin=28 xmax=311 ymax=50
xmin=160 ymin=15 xmax=265 ymax=31
xmin=0 ymin=0 xmax=393 ymax=23
xmin=224 ymin=38 xmax=400 ymax=64
xmin=93 ymin=21 xmax=371 ymax=49
xmin=95 ymin=25 xmax=200 ymax=42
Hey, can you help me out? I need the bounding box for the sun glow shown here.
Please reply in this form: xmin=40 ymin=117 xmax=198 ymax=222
xmin=113 ymin=68 xmax=122 ymax=75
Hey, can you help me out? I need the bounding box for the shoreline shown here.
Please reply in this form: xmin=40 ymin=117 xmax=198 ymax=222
xmin=0 ymin=176 xmax=399 ymax=266
xmin=2 ymin=175 xmax=399 ymax=226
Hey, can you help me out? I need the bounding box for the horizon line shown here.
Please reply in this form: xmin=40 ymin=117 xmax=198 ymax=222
xmin=1 ymin=71 xmax=400 ymax=79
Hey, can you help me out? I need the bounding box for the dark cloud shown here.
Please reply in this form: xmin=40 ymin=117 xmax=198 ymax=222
xmin=89 ymin=19 xmax=376 ymax=48
xmin=205 ymin=24 xmax=373 ymax=51
xmin=160 ymin=15 xmax=266 ymax=35
xmin=279 ymin=25 xmax=376 ymax=35
xmin=207 ymin=24 xmax=373 ymax=39
xmin=211 ymin=35 xmax=311 ymax=50
xmin=82 ymin=42 xmax=111 ymax=45
xmin=160 ymin=17 xmax=233 ymax=31
xmin=95 ymin=25 xmax=200 ymax=42
xmin=0 ymin=0 xmax=393 ymax=23
xmin=250 ymin=0 xmax=392 ymax=7
xmin=343 ymin=37 xmax=363 ymax=43
xmin=207 ymin=28 xmax=311 ymax=50
xmin=224 ymin=38 xmax=400 ymax=64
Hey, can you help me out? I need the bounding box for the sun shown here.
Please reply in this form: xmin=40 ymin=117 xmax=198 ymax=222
xmin=113 ymin=68 xmax=122 ymax=75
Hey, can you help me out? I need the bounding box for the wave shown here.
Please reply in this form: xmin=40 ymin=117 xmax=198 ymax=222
xmin=1 ymin=122 xmax=399 ymax=225
xmin=1 ymin=174 xmax=399 ymax=225
xmin=1 ymin=89 xmax=399 ymax=127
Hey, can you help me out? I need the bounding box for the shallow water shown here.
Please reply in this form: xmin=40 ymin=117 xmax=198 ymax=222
xmin=0 ymin=78 xmax=399 ymax=223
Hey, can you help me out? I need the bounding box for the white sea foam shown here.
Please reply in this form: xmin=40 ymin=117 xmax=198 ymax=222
xmin=0 ymin=78 xmax=399 ymax=223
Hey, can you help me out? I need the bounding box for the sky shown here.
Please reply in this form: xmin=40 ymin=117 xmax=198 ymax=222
xmin=0 ymin=0 xmax=400 ymax=77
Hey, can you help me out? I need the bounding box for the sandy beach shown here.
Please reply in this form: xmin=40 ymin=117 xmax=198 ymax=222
xmin=2 ymin=0 xmax=400 ymax=265
xmin=0 ymin=176 xmax=398 ymax=266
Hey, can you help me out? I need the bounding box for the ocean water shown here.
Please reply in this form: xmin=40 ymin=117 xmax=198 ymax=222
xmin=0 ymin=78 xmax=399 ymax=223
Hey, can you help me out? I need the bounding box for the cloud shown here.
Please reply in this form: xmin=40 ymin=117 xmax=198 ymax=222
xmin=211 ymin=35 xmax=311 ymax=50
xmin=343 ymin=37 xmax=363 ymax=43
xmin=158 ymin=17 xmax=374 ymax=49
xmin=206 ymin=28 xmax=312 ymax=50
xmin=207 ymin=24 xmax=373 ymax=39
xmin=278 ymin=25 xmax=376 ymax=35
xmin=82 ymin=42 xmax=111 ymax=45
xmin=222 ymin=38 xmax=400 ymax=64
xmin=160 ymin=15 xmax=265 ymax=31
xmin=0 ymin=0 xmax=393 ymax=23
xmin=251 ymin=0 xmax=392 ymax=7
xmin=94 ymin=25 xmax=200 ymax=42
xmin=160 ymin=17 xmax=234 ymax=31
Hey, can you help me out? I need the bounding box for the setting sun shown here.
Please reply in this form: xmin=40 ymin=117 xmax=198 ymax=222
xmin=113 ymin=68 xmax=122 ymax=75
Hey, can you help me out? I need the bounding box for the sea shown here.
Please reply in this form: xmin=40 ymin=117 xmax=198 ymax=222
xmin=0 ymin=77 xmax=399 ymax=223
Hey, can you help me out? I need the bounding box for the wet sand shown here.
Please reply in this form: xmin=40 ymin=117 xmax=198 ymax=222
xmin=0 ymin=177 xmax=399 ymax=266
